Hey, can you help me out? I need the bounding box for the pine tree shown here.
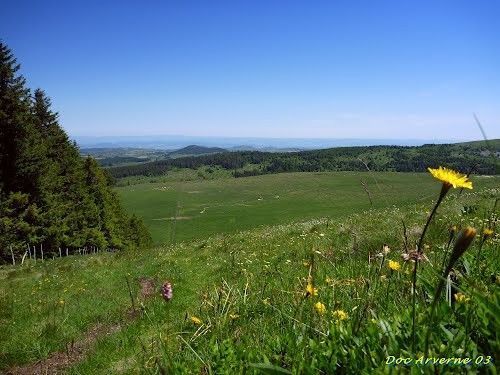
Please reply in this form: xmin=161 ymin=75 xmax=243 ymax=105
xmin=0 ymin=42 xmax=151 ymax=263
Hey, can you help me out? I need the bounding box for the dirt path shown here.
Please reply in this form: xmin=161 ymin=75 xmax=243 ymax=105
xmin=6 ymin=277 xmax=158 ymax=374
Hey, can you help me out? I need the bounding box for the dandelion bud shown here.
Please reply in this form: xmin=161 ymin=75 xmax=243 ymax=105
xmin=161 ymin=281 xmax=173 ymax=302
xmin=448 ymin=227 xmax=476 ymax=269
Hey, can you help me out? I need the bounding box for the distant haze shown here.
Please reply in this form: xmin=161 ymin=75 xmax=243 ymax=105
xmin=74 ymin=135 xmax=459 ymax=150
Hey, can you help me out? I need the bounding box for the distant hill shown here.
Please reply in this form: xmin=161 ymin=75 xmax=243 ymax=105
xmin=107 ymin=139 xmax=500 ymax=179
xmin=168 ymin=145 xmax=227 ymax=157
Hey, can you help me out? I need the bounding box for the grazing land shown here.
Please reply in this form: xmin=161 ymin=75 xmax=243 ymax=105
xmin=116 ymin=171 xmax=500 ymax=244
xmin=1 ymin=182 xmax=498 ymax=373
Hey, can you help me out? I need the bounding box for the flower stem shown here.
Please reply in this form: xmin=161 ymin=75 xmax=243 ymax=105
xmin=412 ymin=183 xmax=449 ymax=353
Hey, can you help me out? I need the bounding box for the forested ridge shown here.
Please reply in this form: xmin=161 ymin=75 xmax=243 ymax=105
xmin=109 ymin=140 xmax=500 ymax=179
xmin=0 ymin=42 xmax=151 ymax=264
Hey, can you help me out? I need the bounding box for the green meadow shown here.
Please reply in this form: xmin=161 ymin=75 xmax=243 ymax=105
xmin=1 ymin=172 xmax=499 ymax=373
xmin=117 ymin=172 xmax=500 ymax=244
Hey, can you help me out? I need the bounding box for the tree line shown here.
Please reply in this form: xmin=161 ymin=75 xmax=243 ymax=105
xmin=108 ymin=143 xmax=499 ymax=179
xmin=0 ymin=42 xmax=151 ymax=264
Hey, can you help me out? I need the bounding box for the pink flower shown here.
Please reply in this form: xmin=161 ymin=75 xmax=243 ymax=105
xmin=161 ymin=281 xmax=173 ymax=301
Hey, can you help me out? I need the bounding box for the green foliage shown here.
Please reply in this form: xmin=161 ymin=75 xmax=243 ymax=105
xmin=0 ymin=42 xmax=151 ymax=263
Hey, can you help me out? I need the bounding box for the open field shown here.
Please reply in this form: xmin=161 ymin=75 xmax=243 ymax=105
xmin=117 ymin=171 xmax=500 ymax=244
xmin=1 ymin=185 xmax=498 ymax=373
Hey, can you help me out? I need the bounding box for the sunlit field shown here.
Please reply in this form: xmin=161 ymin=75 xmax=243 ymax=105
xmin=2 ymin=176 xmax=498 ymax=373
xmin=117 ymin=171 xmax=499 ymax=244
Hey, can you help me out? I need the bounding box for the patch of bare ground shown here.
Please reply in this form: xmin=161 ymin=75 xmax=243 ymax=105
xmin=6 ymin=323 xmax=121 ymax=375
xmin=6 ymin=277 xmax=159 ymax=375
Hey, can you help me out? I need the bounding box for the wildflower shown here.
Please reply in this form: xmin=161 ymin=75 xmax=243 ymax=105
xmin=382 ymin=244 xmax=390 ymax=255
xmin=190 ymin=316 xmax=203 ymax=325
xmin=455 ymin=293 xmax=470 ymax=304
xmin=402 ymin=250 xmax=426 ymax=262
xmin=262 ymin=298 xmax=270 ymax=305
xmin=325 ymin=276 xmax=333 ymax=285
xmin=388 ymin=260 xmax=401 ymax=271
xmin=161 ymin=281 xmax=173 ymax=302
xmin=305 ymin=282 xmax=318 ymax=297
xmin=229 ymin=313 xmax=240 ymax=320
xmin=314 ymin=302 xmax=326 ymax=315
xmin=332 ymin=309 xmax=348 ymax=321
xmin=448 ymin=227 xmax=477 ymax=268
xmin=428 ymin=166 xmax=473 ymax=190
xmin=483 ymin=228 xmax=494 ymax=240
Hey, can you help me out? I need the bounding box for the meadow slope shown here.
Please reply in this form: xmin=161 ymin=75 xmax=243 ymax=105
xmin=1 ymin=175 xmax=498 ymax=373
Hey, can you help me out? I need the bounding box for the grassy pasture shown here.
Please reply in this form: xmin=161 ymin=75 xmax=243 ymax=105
xmin=1 ymin=185 xmax=498 ymax=373
xmin=117 ymin=172 xmax=499 ymax=244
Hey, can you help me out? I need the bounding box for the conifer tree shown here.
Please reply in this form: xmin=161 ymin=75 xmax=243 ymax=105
xmin=0 ymin=42 xmax=151 ymax=263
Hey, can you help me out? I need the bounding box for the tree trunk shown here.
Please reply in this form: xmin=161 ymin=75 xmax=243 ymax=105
xmin=10 ymin=246 xmax=15 ymax=265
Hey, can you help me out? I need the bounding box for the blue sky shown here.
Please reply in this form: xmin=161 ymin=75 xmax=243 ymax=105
xmin=2 ymin=0 xmax=499 ymax=140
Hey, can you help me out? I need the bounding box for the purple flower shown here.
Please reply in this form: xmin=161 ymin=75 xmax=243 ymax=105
xmin=161 ymin=281 xmax=173 ymax=301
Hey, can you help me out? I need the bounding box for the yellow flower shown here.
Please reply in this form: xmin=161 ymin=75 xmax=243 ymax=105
xmin=190 ymin=316 xmax=203 ymax=325
xmin=483 ymin=228 xmax=494 ymax=239
xmin=332 ymin=309 xmax=348 ymax=321
xmin=388 ymin=260 xmax=401 ymax=271
xmin=455 ymin=293 xmax=470 ymax=304
xmin=314 ymin=302 xmax=326 ymax=315
xmin=427 ymin=167 xmax=473 ymax=189
xmin=305 ymin=282 xmax=318 ymax=297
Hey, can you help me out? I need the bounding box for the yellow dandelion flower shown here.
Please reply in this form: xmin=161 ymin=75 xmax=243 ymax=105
xmin=427 ymin=167 xmax=473 ymax=189
xmin=305 ymin=282 xmax=318 ymax=297
xmin=483 ymin=228 xmax=494 ymax=238
xmin=314 ymin=302 xmax=326 ymax=315
xmin=190 ymin=316 xmax=203 ymax=325
xmin=455 ymin=293 xmax=470 ymax=304
xmin=332 ymin=309 xmax=348 ymax=321
xmin=388 ymin=260 xmax=401 ymax=271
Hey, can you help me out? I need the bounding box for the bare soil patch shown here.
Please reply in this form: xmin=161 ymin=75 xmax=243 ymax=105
xmin=7 ymin=277 xmax=157 ymax=374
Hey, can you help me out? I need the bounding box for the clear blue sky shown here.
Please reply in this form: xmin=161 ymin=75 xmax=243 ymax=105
xmin=2 ymin=0 xmax=499 ymax=140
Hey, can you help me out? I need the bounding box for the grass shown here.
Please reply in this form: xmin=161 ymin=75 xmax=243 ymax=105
xmin=117 ymin=171 xmax=499 ymax=244
xmin=1 ymin=172 xmax=499 ymax=373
